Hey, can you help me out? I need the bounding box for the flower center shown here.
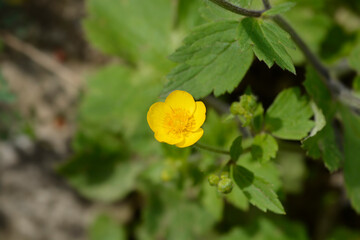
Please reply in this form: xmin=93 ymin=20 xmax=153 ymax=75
xmin=164 ymin=108 xmax=195 ymax=136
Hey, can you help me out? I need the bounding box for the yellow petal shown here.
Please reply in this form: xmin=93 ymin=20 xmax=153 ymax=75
xmin=165 ymin=90 xmax=196 ymax=114
xmin=147 ymin=102 xmax=172 ymax=132
xmin=176 ymin=128 xmax=204 ymax=148
xmin=191 ymin=101 xmax=206 ymax=131
xmin=154 ymin=129 xmax=183 ymax=145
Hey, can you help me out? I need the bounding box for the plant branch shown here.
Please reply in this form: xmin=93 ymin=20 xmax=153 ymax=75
xmin=262 ymin=0 xmax=271 ymax=9
xmin=209 ymin=0 xmax=265 ymax=17
xmin=195 ymin=142 xmax=230 ymax=155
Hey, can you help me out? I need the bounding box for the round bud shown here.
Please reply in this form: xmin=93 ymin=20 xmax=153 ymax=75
xmin=217 ymin=178 xmax=233 ymax=194
xmin=220 ymin=171 xmax=230 ymax=179
xmin=208 ymin=174 xmax=220 ymax=186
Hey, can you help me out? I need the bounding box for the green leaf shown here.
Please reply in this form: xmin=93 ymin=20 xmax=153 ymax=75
xmin=164 ymin=21 xmax=253 ymax=98
xmin=308 ymin=101 xmax=326 ymax=137
xmin=226 ymin=182 xmax=249 ymax=211
xmin=230 ymin=136 xmax=243 ymax=161
xmin=58 ymin=129 xmax=142 ymax=202
xmin=340 ymin=106 xmax=360 ymax=213
xmin=232 ymin=165 xmax=285 ymax=214
xmin=251 ymin=133 xmax=278 ymax=164
xmin=265 ymin=87 xmax=314 ymax=140
xmin=90 ymin=215 xmax=126 ymax=240
xmin=264 ymin=2 xmax=296 ymax=16
xmin=349 ymin=42 xmax=360 ymax=74
xmin=241 ymin=18 xmax=296 ymax=73
xmin=79 ymin=65 xmax=162 ymax=154
xmin=302 ymin=67 xmax=342 ymax=171
xmin=219 ymin=218 xmax=309 ymax=240
xmin=83 ymin=0 xmax=173 ymax=69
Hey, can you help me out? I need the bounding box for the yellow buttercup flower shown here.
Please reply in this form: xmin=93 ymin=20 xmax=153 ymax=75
xmin=147 ymin=90 xmax=206 ymax=148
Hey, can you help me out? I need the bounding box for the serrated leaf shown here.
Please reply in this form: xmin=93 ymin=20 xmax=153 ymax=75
xmin=230 ymin=136 xmax=243 ymax=161
xmin=90 ymin=215 xmax=126 ymax=240
xmin=241 ymin=18 xmax=296 ymax=73
xmin=340 ymin=106 xmax=360 ymax=213
xmin=302 ymin=67 xmax=342 ymax=171
xmin=232 ymin=165 xmax=285 ymax=214
xmin=265 ymin=87 xmax=314 ymax=140
xmin=251 ymin=133 xmax=278 ymax=163
xmin=264 ymin=2 xmax=296 ymax=16
xmin=163 ymin=21 xmax=253 ymax=98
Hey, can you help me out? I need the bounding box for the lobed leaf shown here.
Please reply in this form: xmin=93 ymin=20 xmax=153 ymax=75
xmin=251 ymin=133 xmax=278 ymax=164
xmin=163 ymin=21 xmax=253 ymax=98
xmin=265 ymin=87 xmax=314 ymax=140
xmin=241 ymin=18 xmax=296 ymax=73
xmin=232 ymin=165 xmax=285 ymax=214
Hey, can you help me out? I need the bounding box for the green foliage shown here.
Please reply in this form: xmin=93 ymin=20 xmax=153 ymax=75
xmin=219 ymin=218 xmax=308 ymax=240
xmin=265 ymin=87 xmax=314 ymax=140
xmin=251 ymin=133 xmax=278 ymax=164
xmin=58 ymin=129 xmax=143 ymax=202
xmin=74 ymin=0 xmax=360 ymax=237
xmin=90 ymin=215 xmax=126 ymax=240
xmin=302 ymin=67 xmax=342 ymax=171
xmin=340 ymin=106 xmax=360 ymax=213
xmin=230 ymin=136 xmax=243 ymax=161
xmin=232 ymin=165 xmax=285 ymax=214
xmin=240 ymin=18 xmax=296 ymax=73
xmin=349 ymin=42 xmax=360 ymax=73
xmin=83 ymin=0 xmax=174 ymax=69
xmin=163 ymin=20 xmax=253 ymax=98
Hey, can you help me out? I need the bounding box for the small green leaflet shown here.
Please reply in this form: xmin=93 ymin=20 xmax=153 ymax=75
xmin=240 ymin=18 xmax=296 ymax=73
xmin=265 ymin=87 xmax=314 ymax=140
xmin=340 ymin=106 xmax=360 ymax=213
xmin=232 ymin=165 xmax=285 ymax=214
xmin=230 ymin=136 xmax=243 ymax=161
xmin=251 ymin=133 xmax=278 ymax=164
xmin=163 ymin=21 xmax=253 ymax=98
xmin=263 ymin=2 xmax=296 ymax=16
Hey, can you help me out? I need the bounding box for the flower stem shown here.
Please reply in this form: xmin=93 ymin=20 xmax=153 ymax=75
xmin=194 ymin=142 xmax=230 ymax=155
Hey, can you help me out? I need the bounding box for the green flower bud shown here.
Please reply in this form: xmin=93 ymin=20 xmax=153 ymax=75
xmin=231 ymin=94 xmax=258 ymax=127
xmin=220 ymin=171 xmax=230 ymax=179
xmin=217 ymin=178 xmax=233 ymax=194
xmin=208 ymin=174 xmax=220 ymax=186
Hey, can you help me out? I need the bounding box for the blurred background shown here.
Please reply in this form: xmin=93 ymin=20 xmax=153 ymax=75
xmin=0 ymin=0 xmax=360 ymax=240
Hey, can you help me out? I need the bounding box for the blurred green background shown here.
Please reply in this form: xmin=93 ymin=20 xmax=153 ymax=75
xmin=0 ymin=0 xmax=360 ymax=239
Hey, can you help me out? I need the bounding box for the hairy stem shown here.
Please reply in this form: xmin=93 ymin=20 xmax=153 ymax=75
xmin=209 ymin=0 xmax=265 ymax=17
xmin=195 ymin=142 xmax=230 ymax=155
